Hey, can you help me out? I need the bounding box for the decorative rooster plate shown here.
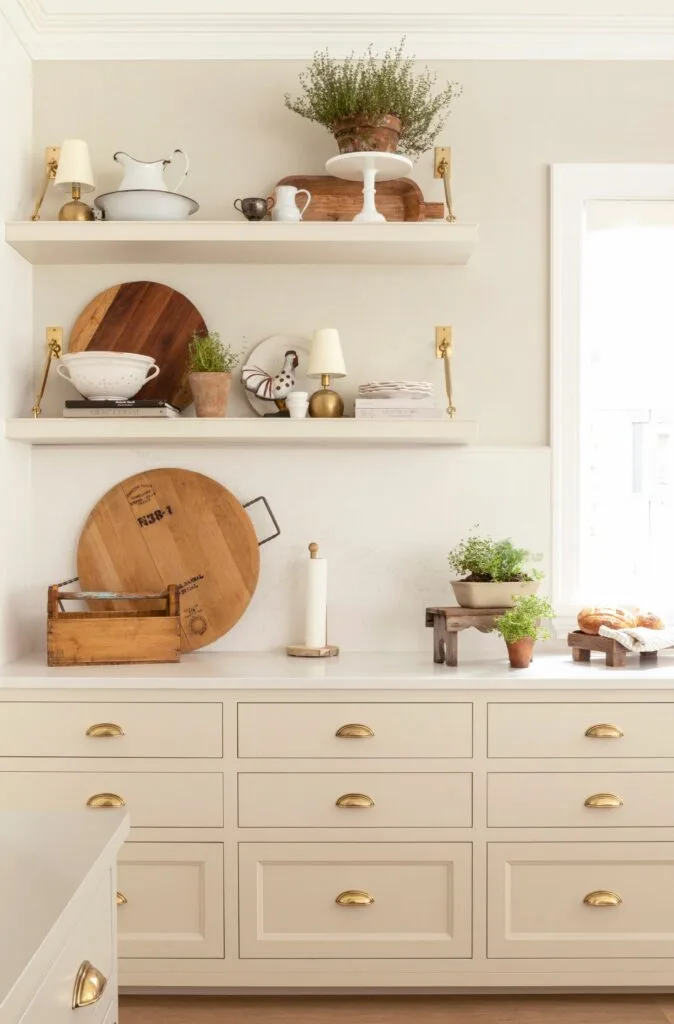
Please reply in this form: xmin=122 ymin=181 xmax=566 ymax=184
xmin=241 ymin=334 xmax=311 ymax=416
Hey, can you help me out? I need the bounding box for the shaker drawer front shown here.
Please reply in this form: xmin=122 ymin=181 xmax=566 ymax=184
xmin=0 ymin=772 xmax=223 ymax=827
xmin=0 ymin=702 xmax=222 ymax=758
xmin=488 ymin=842 xmax=674 ymax=958
xmin=488 ymin=773 xmax=674 ymax=828
xmin=239 ymin=842 xmax=472 ymax=959
xmin=488 ymin=703 xmax=674 ymax=758
xmin=19 ymin=868 xmax=114 ymax=1024
xmin=238 ymin=772 xmax=472 ymax=828
xmin=238 ymin=703 xmax=472 ymax=758
xmin=118 ymin=842 xmax=224 ymax=959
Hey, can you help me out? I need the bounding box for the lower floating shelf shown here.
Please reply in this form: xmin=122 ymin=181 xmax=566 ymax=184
xmin=5 ymin=417 xmax=478 ymax=447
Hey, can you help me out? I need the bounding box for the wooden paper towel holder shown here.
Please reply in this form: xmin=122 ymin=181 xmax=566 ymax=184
xmin=287 ymin=542 xmax=339 ymax=658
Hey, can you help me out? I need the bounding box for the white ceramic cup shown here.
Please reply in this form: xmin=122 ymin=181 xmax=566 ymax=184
xmin=287 ymin=392 xmax=309 ymax=419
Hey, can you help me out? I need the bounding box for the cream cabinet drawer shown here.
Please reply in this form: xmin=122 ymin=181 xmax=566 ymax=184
xmin=19 ymin=869 xmax=113 ymax=1024
xmin=488 ymin=773 xmax=674 ymax=828
xmin=488 ymin=702 xmax=674 ymax=758
xmin=117 ymin=842 xmax=224 ymax=959
xmin=239 ymin=842 xmax=472 ymax=958
xmin=0 ymin=702 xmax=222 ymax=758
xmin=0 ymin=772 xmax=223 ymax=827
xmin=238 ymin=703 xmax=472 ymax=758
xmin=488 ymin=842 xmax=674 ymax=958
xmin=238 ymin=773 xmax=472 ymax=828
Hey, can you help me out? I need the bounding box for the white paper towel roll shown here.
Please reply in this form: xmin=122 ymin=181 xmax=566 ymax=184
xmin=305 ymin=544 xmax=328 ymax=648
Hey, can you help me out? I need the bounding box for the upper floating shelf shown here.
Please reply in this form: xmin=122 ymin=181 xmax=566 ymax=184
xmin=5 ymin=418 xmax=478 ymax=447
xmin=4 ymin=220 xmax=479 ymax=267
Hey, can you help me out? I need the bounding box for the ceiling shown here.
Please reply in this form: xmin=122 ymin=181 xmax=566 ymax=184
xmin=4 ymin=0 xmax=674 ymax=59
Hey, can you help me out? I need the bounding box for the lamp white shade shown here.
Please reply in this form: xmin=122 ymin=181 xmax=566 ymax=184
xmin=54 ymin=139 xmax=95 ymax=193
xmin=307 ymin=328 xmax=347 ymax=379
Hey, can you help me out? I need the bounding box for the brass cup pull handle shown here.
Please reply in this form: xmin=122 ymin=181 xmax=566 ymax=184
xmin=86 ymin=722 xmax=124 ymax=738
xmin=584 ymin=793 xmax=623 ymax=809
xmin=335 ymin=889 xmax=375 ymax=906
xmin=335 ymin=793 xmax=375 ymax=809
xmin=583 ymin=890 xmax=622 ymax=908
xmin=86 ymin=792 xmax=125 ymax=809
xmin=72 ymin=960 xmax=107 ymax=1008
xmin=585 ymin=723 xmax=624 ymax=739
xmin=335 ymin=723 xmax=375 ymax=739
xmin=116 ymin=890 xmax=128 ymax=905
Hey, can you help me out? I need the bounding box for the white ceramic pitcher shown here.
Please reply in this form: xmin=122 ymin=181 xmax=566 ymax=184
xmin=270 ymin=185 xmax=311 ymax=222
xmin=114 ymin=149 xmax=190 ymax=192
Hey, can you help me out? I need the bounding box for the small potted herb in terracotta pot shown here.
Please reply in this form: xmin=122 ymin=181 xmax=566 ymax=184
xmin=493 ymin=594 xmax=555 ymax=669
xmin=447 ymin=532 xmax=543 ymax=609
xmin=187 ymin=331 xmax=239 ymax=418
xmin=284 ymin=39 xmax=461 ymax=159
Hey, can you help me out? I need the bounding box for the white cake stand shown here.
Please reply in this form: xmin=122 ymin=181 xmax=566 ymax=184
xmin=326 ymin=152 xmax=413 ymax=223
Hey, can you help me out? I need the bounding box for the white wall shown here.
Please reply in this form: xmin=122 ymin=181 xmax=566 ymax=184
xmin=0 ymin=11 xmax=32 ymax=663
xmin=24 ymin=57 xmax=674 ymax=654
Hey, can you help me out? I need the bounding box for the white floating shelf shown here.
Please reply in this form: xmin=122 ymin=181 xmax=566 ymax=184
xmin=5 ymin=220 xmax=478 ymax=266
xmin=5 ymin=417 xmax=478 ymax=447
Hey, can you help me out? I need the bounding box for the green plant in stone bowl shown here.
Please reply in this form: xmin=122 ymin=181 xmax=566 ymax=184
xmin=284 ymin=38 xmax=461 ymax=159
xmin=447 ymin=533 xmax=543 ymax=584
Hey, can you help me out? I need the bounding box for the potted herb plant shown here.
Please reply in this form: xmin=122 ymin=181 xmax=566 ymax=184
xmin=187 ymin=331 xmax=239 ymax=418
xmin=447 ymin=531 xmax=543 ymax=608
xmin=284 ymin=38 xmax=460 ymax=159
xmin=493 ymin=594 xmax=555 ymax=669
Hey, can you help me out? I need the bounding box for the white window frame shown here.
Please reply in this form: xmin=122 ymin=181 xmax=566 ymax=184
xmin=551 ymin=164 xmax=674 ymax=635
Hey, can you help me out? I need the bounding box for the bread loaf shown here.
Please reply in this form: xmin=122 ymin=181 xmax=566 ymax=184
xmin=636 ymin=612 xmax=665 ymax=630
xmin=577 ymin=607 xmax=637 ymax=635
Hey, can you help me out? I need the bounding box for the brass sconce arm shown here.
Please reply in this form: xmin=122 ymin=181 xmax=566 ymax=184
xmin=436 ymin=326 xmax=456 ymax=419
xmin=32 ymin=146 xmax=60 ymax=222
xmin=32 ymin=327 xmax=63 ymax=418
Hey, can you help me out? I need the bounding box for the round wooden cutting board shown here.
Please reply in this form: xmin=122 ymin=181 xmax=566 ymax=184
xmin=77 ymin=469 xmax=260 ymax=651
xmin=69 ymin=281 xmax=207 ymax=410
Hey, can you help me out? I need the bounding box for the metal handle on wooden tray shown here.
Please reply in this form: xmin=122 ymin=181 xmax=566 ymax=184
xmin=243 ymin=495 xmax=281 ymax=546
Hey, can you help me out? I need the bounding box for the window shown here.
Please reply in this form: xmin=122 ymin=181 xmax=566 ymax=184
xmin=552 ymin=166 xmax=674 ymax=628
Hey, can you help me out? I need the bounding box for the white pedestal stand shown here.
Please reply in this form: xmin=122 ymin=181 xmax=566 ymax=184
xmin=325 ymin=152 xmax=413 ymax=223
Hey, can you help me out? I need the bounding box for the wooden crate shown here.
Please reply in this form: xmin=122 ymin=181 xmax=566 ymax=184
xmin=47 ymin=584 xmax=181 ymax=667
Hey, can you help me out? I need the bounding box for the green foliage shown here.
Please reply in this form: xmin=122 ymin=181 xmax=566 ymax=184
xmin=493 ymin=594 xmax=555 ymax=644
xmin=187 ymin=331 xmax=239 ymax=374
xmin=447 ymin=531 xmax=543 ymax=583
xmin=284 ymin=38 xmax=461 ymax=159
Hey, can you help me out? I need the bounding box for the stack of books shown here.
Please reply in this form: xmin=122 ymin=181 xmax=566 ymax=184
xmin=63 ymin=400 xmax=180 ymax=418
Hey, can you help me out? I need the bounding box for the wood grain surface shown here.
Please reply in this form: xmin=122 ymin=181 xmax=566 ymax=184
xmin=69 ymin=281 xmax=207 ymax=409
xmin=276 ymin=175 xmax=444 ymax=222
xmin=120 ymin=995 xmax=674 ymax=1024
xmin=77 ymin=469 xmax=259 ymax=651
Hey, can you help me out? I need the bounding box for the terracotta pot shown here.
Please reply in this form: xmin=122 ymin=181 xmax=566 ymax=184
xmin=188 ymin=372 xmax=232 ymax=417
xmin=506 ymin=637 xmax=535 ymax=669
xmin=333 ymin=114 xmax=402 ymax=155
xmin=451 ymin=580 xmax=540 ymax=609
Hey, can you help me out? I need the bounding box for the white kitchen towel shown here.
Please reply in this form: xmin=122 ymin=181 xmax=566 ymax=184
xmin=599 ymin=624 xmax=674 ymax=652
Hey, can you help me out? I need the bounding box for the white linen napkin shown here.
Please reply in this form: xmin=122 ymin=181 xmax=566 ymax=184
xmin=598 ymin=624 xmax=674 ymax=652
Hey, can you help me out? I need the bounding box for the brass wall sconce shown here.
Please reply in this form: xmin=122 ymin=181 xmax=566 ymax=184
xmin=31 ymin=140 xmax=96 ymax=221
xmin=32 ymin=326 xmax=63 ymax=418
xmin=434 ymin=146 xmax=456 ymax=223
xmin=436 ymin=325 xmax=456 ymax=419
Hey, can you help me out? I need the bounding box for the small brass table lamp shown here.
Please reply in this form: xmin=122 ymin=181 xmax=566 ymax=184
xmin=54 ymin=139 xmax=95 ymax=221
xmin=307 ymin=328 xmax=347 ymax=418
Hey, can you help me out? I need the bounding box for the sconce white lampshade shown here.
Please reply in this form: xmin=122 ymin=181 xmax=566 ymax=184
xmin=307 ymin=328 xmax=346 ymax=379
xmin=54 ymin=139 xmax=95 ymax=193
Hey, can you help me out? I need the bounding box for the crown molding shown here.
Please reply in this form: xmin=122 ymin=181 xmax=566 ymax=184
xmin=5 ymin=3 xmax=674 ymax=60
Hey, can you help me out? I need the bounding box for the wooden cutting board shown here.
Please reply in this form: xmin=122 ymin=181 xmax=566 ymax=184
xmin=77 ymin=469 xmax=260 ymax=651
xmin=69 ymin=281 xmax=207 ymax=410
xmin=275 ymin=175 xmax=444 ymax=222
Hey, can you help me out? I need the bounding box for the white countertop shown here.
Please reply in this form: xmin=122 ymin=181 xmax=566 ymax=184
xmin=0 ymin=810 xmax=130 ymax=1023
xmin=2 ymin=650 xmax=674 ymax=689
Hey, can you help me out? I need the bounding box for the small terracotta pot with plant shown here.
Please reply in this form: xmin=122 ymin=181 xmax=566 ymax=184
xmin=493 ymin=594 xmax=555 ymax=669
xmin=187 ymin=331 xmax=239 ymax=418
xmin=447 ymin=531 xmax=543 ymax=609
xmin=284 ymin=38 xmax=461 ymax=159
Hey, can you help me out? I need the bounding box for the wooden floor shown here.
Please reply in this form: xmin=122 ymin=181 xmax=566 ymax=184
xmin=120 ymin=994 xmax=674 ymax=1024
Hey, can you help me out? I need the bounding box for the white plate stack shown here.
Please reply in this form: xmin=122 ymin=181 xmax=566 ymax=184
xmin=355 ymin=381 xmax=443 ymax=419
